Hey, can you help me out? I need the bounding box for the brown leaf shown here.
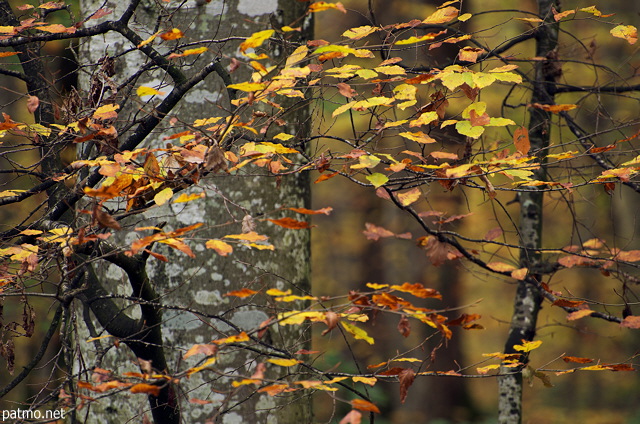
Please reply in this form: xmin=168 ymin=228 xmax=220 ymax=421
xmin=337 ymin=82 xmax=356 ymax=98
xmin=398 ymin=368 xmax=415 ymax=403
xmin=26 ymin=95 xmax=39 ymax=114
xmin=397 ymin=315 xmax=411 ymax=337
xmin=93 ymin=204 xmax=121 ymax=230
xmin=363 ymin=223 xmax=395 ymax=241
xmin=483 ymin=227 xmax=503 ymax=241
xmin=552 ymin=299 xmax=586 ymax=308
xmin=322 ymin=311 xmax=340 ymax=335
xmin=566 ymin=309 xmax=594 ymax=321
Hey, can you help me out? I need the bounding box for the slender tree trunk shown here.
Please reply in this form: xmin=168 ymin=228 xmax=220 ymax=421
xmin=75 ymin=1 xmax=312 ymax=423
xmin=497 ymin=1 xmax=559 ymax=423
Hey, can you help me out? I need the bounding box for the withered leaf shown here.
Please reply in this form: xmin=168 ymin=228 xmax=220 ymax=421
xmin=398 ymin=368 xmax=415 ymax=404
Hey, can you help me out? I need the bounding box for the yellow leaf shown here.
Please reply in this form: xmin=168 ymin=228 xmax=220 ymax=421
xmin=373 ymin=65 xmax=405 ymax=75
xmin=409 ymin=111 xmax=439 ymax=127
xmin=314 ymin=45 xmax=374 ymax=59
xmin=174 ymin=192 xmax=206 ymax=203
xmin=342 ymin=25 xmax=377 ymax=40
xmin=205 ymin=239 xmax=233 ymax=256
xmin=224 ymin=232 xmax=268 ymax=242
xmin=477 ymin=364 xmax=500 ymax=374
xmin=308 ymin=1 xmax=347 ymax=13
xmin=458 ymin=13 xmax=472 ymax=21
xmin=285 ymin=45 xmax=308 ymax=67
xmin=213 ymin=332 xmax=250 ymax=345
xmin=352 ymin=155 xmax=381 ymax=170
xmin=352 ymin=376 xmax=377 ymax=386
xmin=153 ymin=187 xmax=173 ymax=205
xmin=137 ymin=31 xmax=160 ymax=48
xmin=366 ymin=173 xmax=388 ymax=188
xmin=610 ymin=25 xmax=638 ymax=44
xmin=232 ymin=379 xmax=261 ymax=387
xmin=399 ymin=131 xmax=437 ymax=144
xmin=513 ymin=340 xmax=542 ymax=352
xmin=423 ymin=6 xmax=459 ymax=24
xmin=227 ymin=82 xmax=267 ymax=92
xmin=397 ymin=187 xmax=421 ymax=206
xmin=273 ymin=133 xmax=294 ymax=141
xmin=136 ymin=86 xmax=165 ymax=97
xmin=186 ymin=357 xmax=217 ymax=376
xmin=366 ymin=283 xmax=389 ymax=289
xmin=455 ymin=121 xmax=484 ymax=138
xmin=93 ymin=104 xmax=119 ymax=120
xmin=267 ymin=358 xmax=301 ymax=367
xmin=240 ymin=30 xmax=275 ymax=53
xmin=396 ymin=32 xmax=442 ymax=45
xmin=340 ymin=321 xmax=374 ymax=344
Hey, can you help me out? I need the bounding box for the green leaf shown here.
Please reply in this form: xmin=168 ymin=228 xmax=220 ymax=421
xmin=455 ymin=121 xmax=484 ymax=138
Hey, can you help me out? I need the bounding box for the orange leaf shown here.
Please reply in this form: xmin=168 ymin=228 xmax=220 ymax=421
xmin=205 ymin=239 xmax=233 ymax=256
xmin=552 ymin=299 xmax=586 ymax=308
xmin=224 ymin=288 xmax=257 ymax=298
xmin=530 ymin=103 xmax=577 ymax=113
xmin=351 ymin=399 xmax=380 ymax=413
xmin=288 ymin=207 xmax=333 ymax=215
xmin=562 ymin=356 xmax=593 ymax=364
xmin=390 ymin=282 xmax=441 ymax=299
xmin=487 ymin=262 xmax=516 ymax=273
xmin=160 ymin=28 xmax=184 ymax=40
xmin=620 ymin=315 xmax=640 ymax=329
xmin=396 ymin=187 xmax=421 ymax=206
xmin=183 ymin=344 xmax=217 ymax=359
xmin=513 ymin=127 xmax=530 ymax=155
xmin=258 ymin=384 xmax=289 ymax=396
xmin=268 ymin=217 xmax=311 ymax=229
xmin=566 ymin=309 xmax=594 ymax=321
xmin=423 ymin=6 xmax=458 ymax=24
xmin=129 ymin=383 xmax=160 ymax=397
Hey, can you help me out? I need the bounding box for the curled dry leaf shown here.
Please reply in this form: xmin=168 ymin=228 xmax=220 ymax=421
xmin=398 ymin=368 xmax=415 ymax=403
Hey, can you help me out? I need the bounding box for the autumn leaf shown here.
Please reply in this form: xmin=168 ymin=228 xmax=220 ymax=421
xmin=26 ymin=96 xmax=39 ymax=114
xmin=240 ymin=30 xmax=274 ymax=53
xmin=267 ymin=358 xmax=301 ymax=367
xmin=224 ymin=232 xmax=268 ymax=242
xmin=566 ymin=309 xmax=595 ymax=321
xmin=258 ymin=384 xmax=289 ymax=396
xmin=137 ymin=86 xmax=166 ymax=97
xmin=423 ymin=6 xmax=458 ymax=24
xmin=205 ymin=239 xmax=233 ymax=256
xmin=352 ymin=376 xmax=377 ymax=386
xmin=351 ymin=399 xmax=380 ymax=413
xmin=513 ymin=127 xmax=530 ymax=155
xmin=308 ymin=1 xmax=347 ymax=13
xmin=398 ymin=368 xmax=415 ymax=403
xmin=160 ymin=28 xmax=184 ymax=40
xmin=213 ymin=332 xmax=250 ymax=345
xmin=620 ymin=315 xmax=640 ymax=329
xmin=223 ymin=288 xmax=257 ymax=298
xmin=390 ymin=282 xmax=441 ymax=299
xmin=513 ymin=340 xmax=542 ymax=352
xmin=487 ymin=262 xmax=517 ymax=273
xmin=342 ymin=25 xmax=377 ymax=40
xmin=93 ymin=104 xmax=119 ymax=120
xmin=268 ymin=217 xmax=311 ymax=229
xmin=339 ymin=410 xmax=362 ymax=424
xmin=363 ymin=223 xmax=394 ymax=240
xmin=396 ymin=187 xmax=421 ymax=206
xmin=341 ymin=321 xmax=374 ymax=344
xmin=288 ymin=207 xmax=333 ymax=215
xmin=530 ymin=103 xmax=577 ymax=113
xmin=563 ymin=356 xmax=593 ymax=364
xmin=610 ymin=25 xmax=637 ymax=45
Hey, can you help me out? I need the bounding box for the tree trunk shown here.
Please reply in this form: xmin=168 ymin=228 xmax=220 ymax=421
xmin=497 ymin=1 xmax=559 ymax=423
xmin=75 ymin=1 xmax=312 ymax=423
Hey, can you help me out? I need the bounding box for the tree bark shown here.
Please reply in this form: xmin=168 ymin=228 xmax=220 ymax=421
xmin=497 ymin=1 xmax=559 ymax=423
xmin=76 ymin=1 xmax=312 ymax=423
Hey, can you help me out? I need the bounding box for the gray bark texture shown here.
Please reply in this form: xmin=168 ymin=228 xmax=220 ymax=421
xmin=75 ymin=1 xmax=312 ymax=423
xmin=497 ymin=1 xmax=560 ymax=423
